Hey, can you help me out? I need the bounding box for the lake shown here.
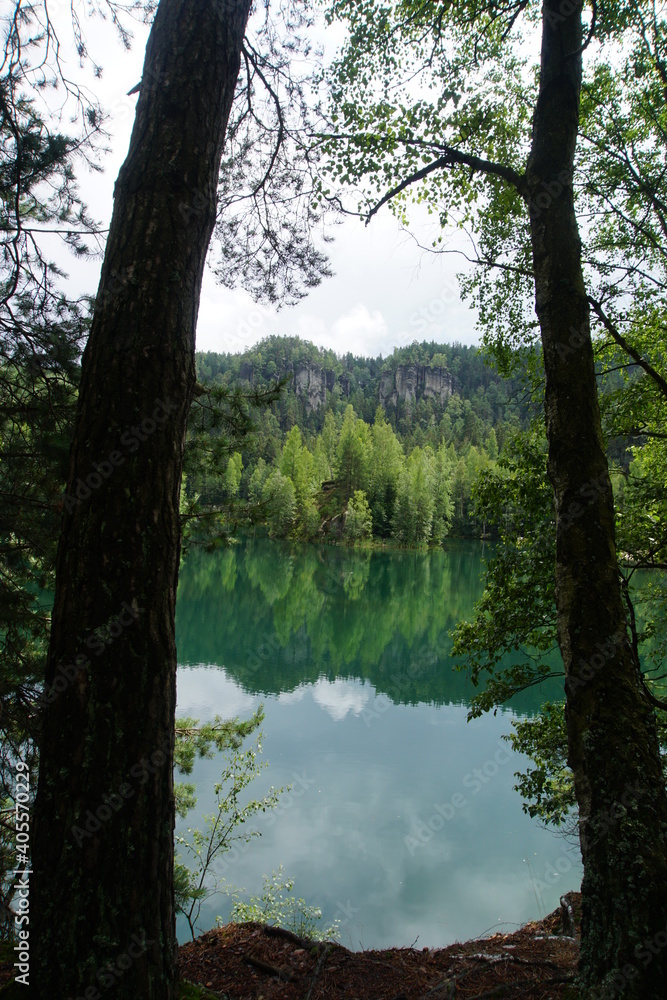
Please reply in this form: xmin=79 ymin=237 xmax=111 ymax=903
xmin=174 ymin=536 xmax=581 ymax=949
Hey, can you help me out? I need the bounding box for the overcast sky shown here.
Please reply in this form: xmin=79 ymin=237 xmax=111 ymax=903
xmin=53 ymin=3 xmax=482 ymax=359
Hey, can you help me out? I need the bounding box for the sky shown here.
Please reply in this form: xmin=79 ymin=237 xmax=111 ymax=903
xmin=50 ymin=2 xmax=482 ymax=360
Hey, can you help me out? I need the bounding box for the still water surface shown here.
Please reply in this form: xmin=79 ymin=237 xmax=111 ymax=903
xmin=175 ymin=537 xmax=581 ymax=948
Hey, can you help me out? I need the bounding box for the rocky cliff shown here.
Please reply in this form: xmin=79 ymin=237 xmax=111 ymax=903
xmin=238 ymin=358 xmax=452 ymax=416
xmin=293 ymin=363 xmax=336 ymax=413
xmin=379 ymin=365 xmax=453 ymax=410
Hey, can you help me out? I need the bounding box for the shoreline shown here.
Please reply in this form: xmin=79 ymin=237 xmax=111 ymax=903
xmin=176 ymin=892 xmax=582 ymax=999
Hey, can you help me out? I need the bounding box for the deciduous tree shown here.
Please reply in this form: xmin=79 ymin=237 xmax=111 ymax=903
xmin=323 ymin=0 xmax=667 ymax=992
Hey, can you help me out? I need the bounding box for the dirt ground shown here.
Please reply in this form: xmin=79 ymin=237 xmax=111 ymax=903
xmin=177 ymin=893 xmax=582 ymax=1000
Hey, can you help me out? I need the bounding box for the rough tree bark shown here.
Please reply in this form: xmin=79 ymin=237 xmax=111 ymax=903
xmin=525 ymin=1 xmax=667 ymax=995
xmin=30 ymin=0 xmax=252 ymax=997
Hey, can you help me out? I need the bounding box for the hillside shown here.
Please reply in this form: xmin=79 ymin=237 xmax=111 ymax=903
xmin=192 ymin=336 xmax=534 ymax=540
xmin=196 ymin=335 xmax=531 ymax=446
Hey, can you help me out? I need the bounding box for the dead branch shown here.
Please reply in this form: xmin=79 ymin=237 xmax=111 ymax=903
xmin=242 ymin=951 xmax=294 ymax=981
xmin=305 ymin=942 xmax=331 ymax=1000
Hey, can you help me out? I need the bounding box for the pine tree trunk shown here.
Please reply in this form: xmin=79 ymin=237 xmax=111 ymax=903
xmin=526 ymin=1 xmax=667 ymax=994
xmin=30 ymin=1 xmax=252 ymax=996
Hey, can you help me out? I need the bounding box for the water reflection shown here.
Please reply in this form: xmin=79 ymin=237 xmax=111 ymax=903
xmin=176 ymin=537 xmax=561 ymax=713
xmin=174 ymin=537 xmax=577 ymax=949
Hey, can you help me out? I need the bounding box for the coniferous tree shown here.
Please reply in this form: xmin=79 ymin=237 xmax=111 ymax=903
xmin=30 ymin=2 xmax=254 ymax=995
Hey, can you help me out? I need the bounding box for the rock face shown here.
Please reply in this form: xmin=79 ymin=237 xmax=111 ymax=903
xmin=238 ymin=358 xmax=451 ymax=416
xmin=293 ymin=363 xmax=336 ymax=413
xmin=379 ymin=364 xmax=453 ymax=410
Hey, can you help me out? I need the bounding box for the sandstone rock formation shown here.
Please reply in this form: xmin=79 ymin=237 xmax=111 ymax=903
xmin=293 ymin=363 xmax=336 ymax=413
xmin=379 ymin=365 xmax=453 ymax=410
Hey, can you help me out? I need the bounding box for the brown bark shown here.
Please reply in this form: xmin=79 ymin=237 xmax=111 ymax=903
xmin=525 ymin=1 xmax=667 ymax=995
xmin=30 ymin=0 xmax=252 ymax=997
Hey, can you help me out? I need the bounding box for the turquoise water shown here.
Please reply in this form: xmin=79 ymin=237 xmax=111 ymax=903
xmin=175 ymin=537 xmax=581 ymax=948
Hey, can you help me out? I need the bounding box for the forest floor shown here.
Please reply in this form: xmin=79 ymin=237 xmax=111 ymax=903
xmin=176 ymin=893 xmax=582 ymax=1000
xmin=0 ymin=894 xmax=581 ymax=998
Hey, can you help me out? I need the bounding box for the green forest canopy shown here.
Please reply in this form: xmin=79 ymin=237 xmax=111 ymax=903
xmin=193 ymin=335 xmax=535 ymax=541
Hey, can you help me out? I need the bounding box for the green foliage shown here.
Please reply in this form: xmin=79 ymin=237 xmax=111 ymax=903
xmin=278 ymin=426 xmax=321 ymax=536
xmin=248 ymin=457 xmax=270 ymax=505
xmin=224 ymin=453 xmax=243 ymax=496
xmin=391 ymin=445 xmax=454 ymax=545
xmin=0 ymin=69 xmax=93 ymax=941
xmin=262 ymin=469 xmax=297 ymax=537
xmin=174 ymin=708 xmax=285 ymax=940
xmin=180 ymin=380 xmax=285 ymax=550
xmin=195 ymin=338 xmax=512 ymax=547
xmin=508 ymin=696 xmax=667 ymax=830
xmin=597 ymin=320 xmax=667 ymax=668
xmin=452 ymin=422 xmax=667 ymax=825
xmin=174 ymin=711 xmax=263 ymax=780
xmin=227 ymin=866 xmax=339 ymax=942
xmin=431 ymin=445 xmax=455 ymax=542
xmin=336 ymin=404 xmax=371 ymax=502
xmin=176 ymin=982 xmax=225 ymax=1000
xmin=280 ymin=425 xmax=305 ymax=482
xmin=506 ymin=703 xmax=576 ymax=827
xmin=393 ymin=448 xmax=436 ymax=545
xmin=366 ymin=409 xmax=404 ymax=536
xmin=344 ymin=490 xmax=373 ymax=540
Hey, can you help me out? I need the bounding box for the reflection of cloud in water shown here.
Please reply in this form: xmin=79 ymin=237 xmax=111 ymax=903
xmin=312 ymin=678 xmax=370 ymax=721
xmin=179 ymin=699 xmax=582 ymax=950
xmin=277 ymin=687 xmax=307 ymax=705
xmin=176 ymin=665 xmax=258 ymax=721
xmin=174 ymin=546 xmax=579 ymax=949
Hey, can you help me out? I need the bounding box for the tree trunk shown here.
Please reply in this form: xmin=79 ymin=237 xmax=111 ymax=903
xmin=526 ymin=1 xmax=667 ymax=995
xmin=30 ymin=0 xmax=252 ymax=996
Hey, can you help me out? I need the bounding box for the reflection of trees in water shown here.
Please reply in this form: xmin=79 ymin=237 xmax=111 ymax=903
xmin=176 ymin=538 xmax=560 ymax=715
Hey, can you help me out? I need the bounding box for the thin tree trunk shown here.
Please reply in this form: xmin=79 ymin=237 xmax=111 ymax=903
xmin=526 ymin=1 xmax=667 ymax=994
xmin=30 ymin=1 xmax=252 ymax=996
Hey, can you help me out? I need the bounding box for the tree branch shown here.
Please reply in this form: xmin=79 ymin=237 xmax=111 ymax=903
xmin=621 ymin=427 xmax=667 ymax=440
xmin=587 ymin=295 xmax=667 ymax=401
xmin=566 ymin=0 xmax=597 ymax=55
xmin=365 ymin=149 xmax=524 ymax=226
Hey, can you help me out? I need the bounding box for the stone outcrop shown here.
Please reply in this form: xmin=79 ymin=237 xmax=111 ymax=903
xmin=379 ymin=364 xmax=453 ymax=410
xmin=238 ymin=358 xmax=451 ymax=416
xmin=239 ymin=360 xmax=336 ymax=413
xmin=293 ymin=363 xmax=336 ymax=413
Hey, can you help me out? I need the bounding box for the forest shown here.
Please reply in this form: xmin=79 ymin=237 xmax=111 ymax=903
xmin=189 ymin=334 xmax=645 ymax=549
xmin=190 ymin=335 xmax=533 ymax=542
xmin=1 ymin=0 xmax=667 ymax=997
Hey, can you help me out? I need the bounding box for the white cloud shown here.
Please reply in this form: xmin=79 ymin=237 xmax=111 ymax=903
xmin=329 ymin=304 xmax=389 ymax=354
xmin=196 ymin=285 xmax=275 ymax=354
xmin=49 ymin=5 xmax=481 ymax=361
